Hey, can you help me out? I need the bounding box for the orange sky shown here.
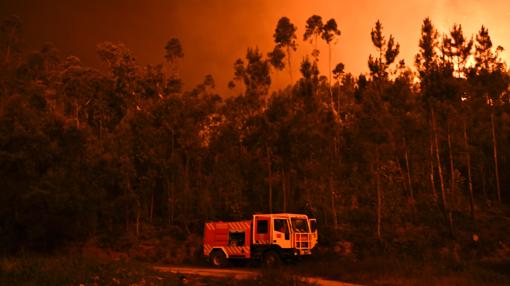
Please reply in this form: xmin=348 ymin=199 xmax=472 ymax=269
xmin=1 ymin=0 xmax=509 ymax=93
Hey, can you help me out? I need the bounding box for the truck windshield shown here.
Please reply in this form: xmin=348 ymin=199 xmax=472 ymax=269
xmin=291 ymin=218 xmax=309 ymax=233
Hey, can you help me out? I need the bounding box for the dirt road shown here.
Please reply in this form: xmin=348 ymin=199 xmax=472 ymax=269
xmin=154 ymin=265 xmax=361 ymax=286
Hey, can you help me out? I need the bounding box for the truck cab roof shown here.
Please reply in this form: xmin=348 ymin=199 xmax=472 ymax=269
xmin=253 ymin=213 xmax=310 ymax=218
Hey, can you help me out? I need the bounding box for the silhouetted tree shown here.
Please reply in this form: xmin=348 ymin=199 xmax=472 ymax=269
xmin=321 ymin=18 xmax=341 ymax=106
xmin=468 ymin=26 xmax=509 ymax=205
xmin=273 ymin=17 xmax=297 ymax=82
xmin=368 ymin=20 xmax=400 ymax=81
xmin=443 ymin=24 xmax=473 ymax=78
xmin=303 ymin=15 xmax=324 ymax=61
xmin=268 ymin=45 xmax=286 ymax=71
xmin=415 ymin=18 xmax=439 ymax=86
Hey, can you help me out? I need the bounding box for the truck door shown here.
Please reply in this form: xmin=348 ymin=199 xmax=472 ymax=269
xmin=309 ymin=218 xmax=318 ymax=248
xmin=253 ymin=216 xmax=270 ymax=244
xmin=272 ymin=218 xmax=292 ymax=249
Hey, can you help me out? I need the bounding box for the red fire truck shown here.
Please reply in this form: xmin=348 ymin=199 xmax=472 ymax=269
xmin=203 ymin=213 xmax=317 ymax=267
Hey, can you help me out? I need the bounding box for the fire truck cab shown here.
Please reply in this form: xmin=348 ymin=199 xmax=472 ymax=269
xmin=203 ymin=213 xmax=318 ymax=267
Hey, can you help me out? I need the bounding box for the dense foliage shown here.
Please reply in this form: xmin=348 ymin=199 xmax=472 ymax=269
xmin=1 ymin=15 xmax=509 ymax=259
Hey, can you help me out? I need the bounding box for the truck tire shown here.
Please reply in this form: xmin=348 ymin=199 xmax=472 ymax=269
xmin=210 ymin=249 xmax=227 ymax=267
xmin=263 ymin=250 xmax=281 ymax=267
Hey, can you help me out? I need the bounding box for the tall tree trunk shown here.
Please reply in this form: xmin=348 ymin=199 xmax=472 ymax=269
xmin=169 ymin=129 xmax=175 ymax=224
xmin=166 ymin=174 xmax=173 ymax=224
xmin=329 ymin=172 xmax=338 ymax=229
xmin=375 ymin=155 xmax=382 ymax=242
xmin=330 ymin=136 xmax=338 ymax=229
xmin=171 ymin=172 xmax=175 ymax=222
xmin=266 ymin=146 xmax=273 ymax=213
xmin=491 ymin=110 xmax=501 ymax=205
xmin=135 ymin=202 xmax=141 ymax=238
xmin=430 ymin=137 xmax=438 ymax=202
xmin=403 ymin=138 xmax=416 ymax=221
xmin=463 ymin=119 xmax=476 ymax=226
xmin=126 ymin=176 xmax=141 ymax=237
xmin=184 ymin=152 xmax=190 ymax=215
xmin=314 ymin=34 xmax=319 ymax=61
xmin=319 ymin=179 xmax=327 ymax=225
xmin=447 ymin=122 xmax=456 ymax=201
xmin=481 ymin=166 xmax=488 ymax=205
xmin=197 ymin=158 xmax=206 ymax=218
xmin=287 ymin=46 xmax=293 ymax=83
xmin=328 ymin=43 xmax=333 ymax=107
xmin=282 ymin=167 xmax=287 ymax=212
xmin=304 ymin=177 xmax=312 ymax=213
xmin=287 ymin=169 xmax=292 ymax=211
xmin=432 ymin=108 xmax=454 ymax=236
xmin=337 ymin=83 xmax=342 ymax=115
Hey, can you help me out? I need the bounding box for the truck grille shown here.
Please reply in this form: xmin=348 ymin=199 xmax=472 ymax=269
xmin=294 ymin=233 xmax=311 ymax=250
xmin=296 ymin=241 xmax=309 ymax=249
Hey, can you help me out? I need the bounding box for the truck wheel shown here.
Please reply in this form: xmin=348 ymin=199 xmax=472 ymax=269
xmin=210 ymin=249 xmax=227 ymax=267
xmin=263 ymin=251 xmax=281 ymax=267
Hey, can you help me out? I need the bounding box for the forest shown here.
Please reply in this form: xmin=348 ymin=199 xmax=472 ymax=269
xmin=1 ymin=13 xmax=510 ymax=283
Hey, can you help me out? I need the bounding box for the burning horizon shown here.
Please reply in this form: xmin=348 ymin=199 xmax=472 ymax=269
xmin=1 ymin=0 xmax=509 ymax=93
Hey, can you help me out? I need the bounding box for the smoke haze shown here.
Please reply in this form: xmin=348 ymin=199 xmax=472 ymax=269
xmin=1 ymin=0 xmax=509 ymax=92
